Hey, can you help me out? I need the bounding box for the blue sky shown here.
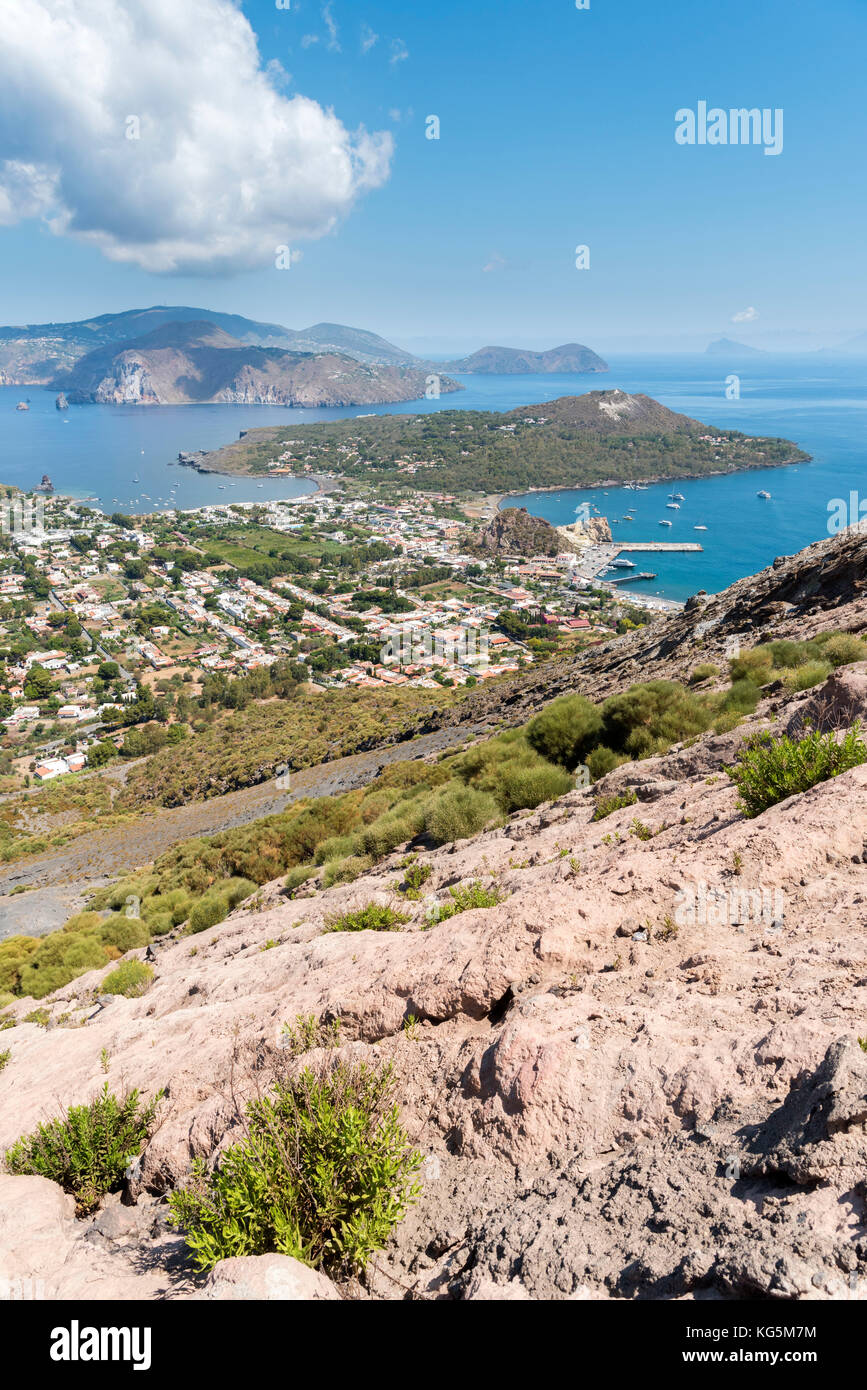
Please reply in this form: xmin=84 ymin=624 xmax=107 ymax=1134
xmin=0 ymin=0 xmax=864 ymax=353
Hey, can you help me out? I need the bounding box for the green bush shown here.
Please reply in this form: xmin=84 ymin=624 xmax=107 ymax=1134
xmin=4 ymin=1084 xmax=162 ymax=1213
xmin=188 ymin=893 xmax=229 ymax=934
xmin=100 ymin=960 xmax=154 ymax=998
xmin=324 ymin=903 xmax=409 ymax=933
xmin=729 ymin=647 xmax=774 ymax=685
xmin=99 ymin=915 xmax=150 ymax=953
xmin=18 ymin=933 xmax=109 ymax=1000
xmin=284 ymin=865 xmax=316 ymax=896
xmin=821 ymin=632 xmax=867 ymax=667
xmin=689 ymin=663 xmax=719 ymax=684
xmin=727 ymin=723 xmax=867 ymax=817
xmin=396 ymin=862 xmax=432 ymax=899
xmin=167 ymin=1062 xmax=421 ymax=1273
xmin=322 ymin=855 xmax=372 ymax=887
xmin=585 ymin=745 xmax=628 ymax=782
xmin=526 ymin=695 xmax=604 ymax=771
xmin=601 ymin=681 xmax=712 ymax=758
xmin=591 ymin=788 xmax=638 ymax=821
xmin=425 ymin=784 xmax=500 ymax=846
xmin=494 ymin=761 xmax=573 ymax=813
xmin=719 ymin=678 xmax=762 ymax=715
xmin=782 ymin=660 xmax=832 ymax=693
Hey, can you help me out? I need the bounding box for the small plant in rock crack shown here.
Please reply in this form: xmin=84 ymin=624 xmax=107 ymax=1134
xmin=731 ymin=852 xmax=743 ymax=876
xmin=601 ymin=831 xmax=624 ymax=847
xmin=279 ymin=1014 xmax=342 ymax=1057
xmin=428 ymin=881 xmax=506 ymax=923
xmin=629 ymin=818 xmax=653 ymax=842
xmin=403 ymin=1014 xmax=420 ymax=1041
xmin=167 ymin=1061 xmax=422 ymax=1274
xmin=100 ymin=1048 xmax=110 ymax=1075
xmin=0 ymin=1049 xmax=10 ymax=1072
xmin=858 ymin=1036 xmax=867 ymax=1054
xmin=4 ymin=1084 xmax=163 ymax=1214
xmin=23 ymin=1008 xmax=49 ymax=1027
xmin=394 ymin=862 xmax=432 ymax=900
xmin=568 ymin=856 xmax=581 ymax=874
xmin=654 ymin=915 xmax=679 ymax=942
xmin=324 ymin=903 xmax=409 ymax=934
xmin=591 ymin=789 xmax=638 ymax=822
xmin=260 ymin=939 xmax=279 ymax=952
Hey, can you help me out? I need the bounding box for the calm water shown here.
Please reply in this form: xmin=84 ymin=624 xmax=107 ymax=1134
xmin=1 ymin=355 xmax=864 ymax=599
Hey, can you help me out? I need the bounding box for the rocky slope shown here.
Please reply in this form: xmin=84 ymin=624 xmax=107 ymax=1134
xmin=2 ymin=637 xmax=867 ymax=1298
xmin=59 ymin=322 xmax=460 ymax=408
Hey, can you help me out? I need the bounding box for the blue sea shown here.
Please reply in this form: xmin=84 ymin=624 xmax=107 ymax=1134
xmin=1 ymin=354 xmax=865 ymax=600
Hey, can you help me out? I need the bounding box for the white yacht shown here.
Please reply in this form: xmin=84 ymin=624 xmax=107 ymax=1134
xmin=666 ymin=502 xmax=680 ymax=510
xmin=757 ymin=490 xmax=771 ymax=499
xmin=694 ymin=525 xmax=708 ymax=531
xmin=659 ymin=519 xmax=673 ymax=527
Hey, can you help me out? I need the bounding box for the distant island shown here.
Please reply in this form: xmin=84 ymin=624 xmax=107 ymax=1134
xmin=0 ymin=305 xmax=608 ymax=393
xmin=442 ymin=342 xmax=608 ymax=374
xmin=184 ymin=387 xmax=809 ymax=497
xmin=706 ymin=337 xmax=766 ymax=356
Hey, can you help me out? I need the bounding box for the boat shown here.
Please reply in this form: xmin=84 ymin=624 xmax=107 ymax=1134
xmin=659 ymin=519 xmax=673 ymax=527
xmin=669 ymin=492 xmax=685 ymax=501
xmin=757 ymin=490 xmax=771 ymax=499
xmin=666 ymin=502 xmax=680 ymax=509
xmin=15 ymin=401 xmax=29 ymax=411
xmin=608 ymin=557 xmax=636 ymax=569
xmin=694 ymin=525 xmax=708 ymax=531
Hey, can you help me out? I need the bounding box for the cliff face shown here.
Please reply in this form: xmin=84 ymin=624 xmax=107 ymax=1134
xmin=60 ymin=322 xmax=463 ymax=408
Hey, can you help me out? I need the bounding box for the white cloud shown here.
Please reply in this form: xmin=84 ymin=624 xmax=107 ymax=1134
xmin=0 ymin=0 xmax=393 ymax=274
xmin=731 ymin=306 xmax=759 ymax=323
xmin=301 ymin=33 xmax=320 ymax=47
xmin=390 ymin=38 xmax=409 ymax=65
xmin=483 ymin=252 xmax=508 ymax=273
xmin=361 ymin=24 xmax=378 ymax=54
xmin=322 ymin=3 xmax=340 ymax=52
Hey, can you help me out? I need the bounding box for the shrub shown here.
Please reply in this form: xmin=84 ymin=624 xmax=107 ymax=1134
xmin=314 ymin=835 xmax=359 ymax=866
xmin=99 ymin=915 xmax=150 ymax=953
xmin=100 ymin=960 xmax=154 ymax=998
xmin=284 ymin=865 xmax=316 ymax=896
xmin=591 ymin=788 xmax=638 ymax=821
xmin=322 ymin=855 xmax=372 ymax=887
xmin=729 ymin=647 xmax=774 ymax=685
xmin=167 ymin=1062 xmax=421 ymax=1273
xmin=719 ymin=678 xmax=762 ymax=715
xmin=425 ymin=784 xmax=500 ymax=846
xmin=585 ymin=745 xmax=628 ymax=782
xmin=690 ymin=663 xmax=719 ymax=684
xmin=727 ymin=723 xmax=867 ymax=817
xmin=324 ymin=903 xmax=409 ymax=933
xmin=494 ymin=761 xmax=573 ymax=813
xmin=782 ymin=659 xmax=832 ymax=693
xmin=526 ymin=695 xmax=604 ymax=770
xmin=4 ymin=1084 xmax=162 ymax=1213
xmin=0 ymin=1049 xmax=9 ymax=1072
xmin=18 ymin=933 xmax=109 ymax=1000
xmin=821 ymin=632 xmax=867 ymax=667
xmin=188 ymin=893 xmax=228 ymax=934
xmin=430 ymin=881 xmax=505 ymax=922
xmin=601 ymin=681 xmax=712 ymax=757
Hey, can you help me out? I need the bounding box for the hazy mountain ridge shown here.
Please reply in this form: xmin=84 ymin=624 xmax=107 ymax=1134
xmin=59 ymin=321 xmax=462 ymax=408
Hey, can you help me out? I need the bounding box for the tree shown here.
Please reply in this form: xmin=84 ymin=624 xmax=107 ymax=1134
xmin=97 ymin=662 xmax=120 ymax=682
xmin=23 ymin=665 xmax=54 ymax=700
